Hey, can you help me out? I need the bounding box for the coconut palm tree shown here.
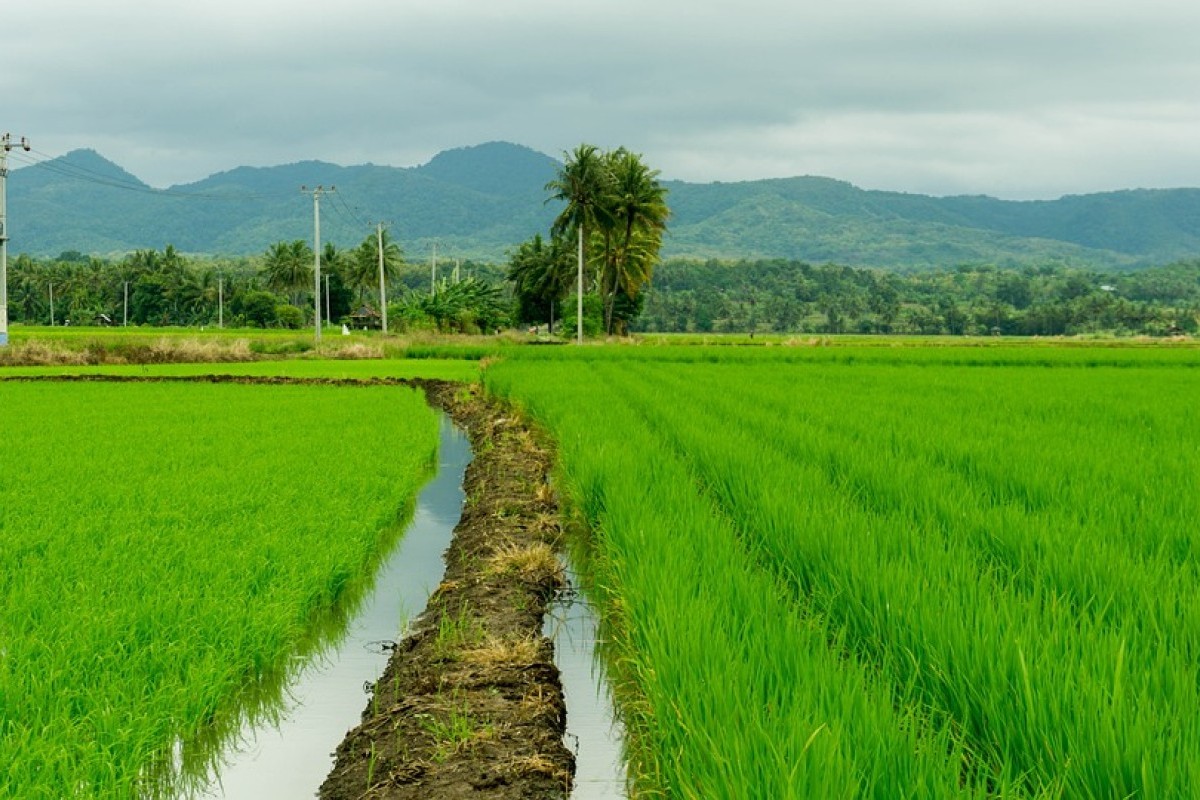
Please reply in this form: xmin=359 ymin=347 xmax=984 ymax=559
xmin=546 ymin=144 xmax=613 ymax=343
xmin=507 ymin=233 xmax=574 ymax=333
xmin=346 ymin=228 xmax=403 ymax=306
xmin=603 ymin=148 xmax=669 ymax=334
xmin=261 ymin=240 xmax=313 ymax=306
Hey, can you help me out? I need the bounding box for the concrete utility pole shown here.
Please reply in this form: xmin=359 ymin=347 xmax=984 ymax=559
xmin=123 ymin=281 xmax=129 ymax=326
xmin=218 ymin=276 xmax=224 ymax=328
xmin=577 ymin=225 xmax=584 ymax=345
xmin=48 ymin=282 xmax=54 ymax=326
xmin=0 ymin=133 xmax=31 ymax=346
xmin=376 ymin=222 xmax=388 ymax=334
xmin=302 ymin=185 xmax=334 ymax=343
xmin=430 ymin=241 xmax=438 ymax=295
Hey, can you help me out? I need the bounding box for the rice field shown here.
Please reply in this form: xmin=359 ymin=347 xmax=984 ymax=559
xmin=0 ymin=380 xmax=439 ymax=798
xmin=4 ymin=338 xmax=1199 ymax=798
xmin=485 ymin=345 xmax=1200 ymax=799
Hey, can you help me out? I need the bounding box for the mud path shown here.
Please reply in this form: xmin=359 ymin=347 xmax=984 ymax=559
xmin=319 ymin=380 xmax=574 ymax=799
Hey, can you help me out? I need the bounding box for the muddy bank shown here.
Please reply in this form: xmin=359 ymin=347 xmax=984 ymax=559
xmin=320 ymin=381 xmax=574 ymax=800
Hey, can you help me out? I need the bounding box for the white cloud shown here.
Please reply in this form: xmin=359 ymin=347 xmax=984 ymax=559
xmin=6 ymin=0 xmax=1200 ymax=197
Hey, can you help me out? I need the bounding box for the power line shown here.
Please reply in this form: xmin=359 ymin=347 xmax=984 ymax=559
xmin=331 ymin=191 xmax=372 ymax=229
xmin=6 ymin=145 xmax=399 ymax=258
xmin=6 ymin=148 xmax=291 ymax=202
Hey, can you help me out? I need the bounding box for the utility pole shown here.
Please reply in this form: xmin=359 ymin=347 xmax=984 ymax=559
xmin=577 ymin=225 xmax=584 ymax=345
xmin=430 ymin=241 xmax=438 ymax=296
xmin=123 ymin=281 xmax=129 ymax=326
xmin=301 ymin=185 xmax=334 ymax=343
xmin=0 ymin=133 xmax=31 ymax=346
xmin=48 ymin=282 xmax=54 ymax=326
xmin=324 ymin=274 xmax=330 ymax=329
xmin=217 ymin=276 xmax=223 ymax=328
xmin=376 ymin=222 xmax=388 ymax=334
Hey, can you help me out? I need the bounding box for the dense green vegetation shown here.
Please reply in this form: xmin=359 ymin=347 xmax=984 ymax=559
xmin=4 ymin=244 xmax=507 ymax=334
xmin=0 ymin=381 xmax=440 ymax=798
xmin=638 ymin=258 xmax=1200 ymax=336
xmin=487 ymin=346 xmax=1200 ymax=798
xmin=6 ymin=243 xmax=1197 ymax=339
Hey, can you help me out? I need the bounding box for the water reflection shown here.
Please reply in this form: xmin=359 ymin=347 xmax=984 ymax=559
xmin=154 ymin=417 xmax=470 ymax=799
xmin=544 ymin=564 xmax=628 ymax=799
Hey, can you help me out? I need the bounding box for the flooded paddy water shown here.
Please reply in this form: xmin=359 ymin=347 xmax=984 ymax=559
xmin=195 ymin=418 xmax=471 ymax=798
xmin=545 ymin=565 xmax=628 ymax=799
xmin=190 ymin=407 xmax=627 ymax=798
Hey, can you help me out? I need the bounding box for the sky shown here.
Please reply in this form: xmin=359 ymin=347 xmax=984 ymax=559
xmin=4 ymin=0 xmax=1200 ymax=199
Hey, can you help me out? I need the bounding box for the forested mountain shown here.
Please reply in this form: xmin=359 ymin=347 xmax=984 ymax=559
xmin=9 ymin=143 xmax=562 ymax=260
xmin=8 ymin=142 xmax=1200 ymax=270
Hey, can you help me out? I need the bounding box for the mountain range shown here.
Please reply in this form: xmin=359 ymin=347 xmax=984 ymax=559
xmin=8 ymin=141 xmax=1200 ymax=271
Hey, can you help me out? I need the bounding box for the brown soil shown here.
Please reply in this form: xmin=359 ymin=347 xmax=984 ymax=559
xmin=319 ymin=380 xmax=574 ymax=800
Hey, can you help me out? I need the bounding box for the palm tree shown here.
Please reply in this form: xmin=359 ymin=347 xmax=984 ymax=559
xmin=603 ymin=149 xmax=669 ymax=334
xmin=261 ymin=240 xmax=313 ymax=306
xmin=507 ymin=233 xmax=574 ymax=332
xmin=346 ymin=228 xmax=403 ymax=306
xmin=546 ymin=144 xmax=613 ymax=343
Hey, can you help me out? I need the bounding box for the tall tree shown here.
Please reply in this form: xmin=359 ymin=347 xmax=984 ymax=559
xmin=546 ymin=144 xmax=613 ymax=343
xmin=346 ymin=228 xmax=404 ymax=305
xmin=507 ymin=233 xmax=574 ymax=331
xmin=602 ymin=148 xmax=669 ymax=334
xmin=261 ymin=240 xmax=313 ymax=306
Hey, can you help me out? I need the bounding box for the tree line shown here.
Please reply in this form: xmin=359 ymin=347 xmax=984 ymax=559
xmin=636 ymin=259 xmax=1200 ymax=337
xmin=5 ymin=233 xmax=509 ymax=334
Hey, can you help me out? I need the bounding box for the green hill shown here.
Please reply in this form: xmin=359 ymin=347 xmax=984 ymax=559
xmin=8 ymin=142 xmax=1200 ymax=270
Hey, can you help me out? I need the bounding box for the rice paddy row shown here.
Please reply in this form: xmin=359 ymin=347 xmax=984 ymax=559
xmin=0 ymin=381 xmax=439 ymax=798
xmin=486 ymin=346 xmax=1200 ymax=798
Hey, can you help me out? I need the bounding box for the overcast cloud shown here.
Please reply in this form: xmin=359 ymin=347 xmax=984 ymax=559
xmin=4 ymin=0 xmax=1199 ymax=198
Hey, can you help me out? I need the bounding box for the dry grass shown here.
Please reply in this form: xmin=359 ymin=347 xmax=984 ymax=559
xmin=143 ymin=337 xmax=254 ymax=362
xmin=486 ymin=541 xmax=560 ymax=583
xmin=516 ymin=685 xmax=561 ymax=722
xmin=320 ymin=342 xmax=384 ymax=360
xmin=461 ymin=635 xmax=541 ymax=669
xmin=0 ymin=336 xmax=257 ymax=366
xmin=504 ymin=752 xmax=572 ymax=785
xmin=0 ymin=340 xmax=92 ymax=366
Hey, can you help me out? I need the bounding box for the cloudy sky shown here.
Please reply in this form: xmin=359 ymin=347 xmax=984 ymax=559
xmin=5 ymin=0 xmax=1199 ymax=199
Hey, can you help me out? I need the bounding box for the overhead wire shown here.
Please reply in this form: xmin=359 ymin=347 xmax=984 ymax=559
xmin=7 ymin=148 xmax=294 ymax=203
xmin=330 ymin=190 xmax=374 ymax=231
xmin=6 ymin=145 xmax=395 ymax=249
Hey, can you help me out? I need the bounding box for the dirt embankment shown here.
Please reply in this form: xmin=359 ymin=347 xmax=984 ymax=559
xmin=320 ymin=381 xmax=574 ymax=800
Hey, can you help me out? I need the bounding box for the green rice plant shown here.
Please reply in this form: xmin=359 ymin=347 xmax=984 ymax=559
xmin=487 ymin=344 xmax=1200 ymax=798
xmin=0 ymin=381 xmax=440 ymax=798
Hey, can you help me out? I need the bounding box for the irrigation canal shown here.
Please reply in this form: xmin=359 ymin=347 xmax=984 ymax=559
xmin=196 ymin=418 xmax=470 ymax=798
xmin=193 ymin=414 xmax=627 ymax=798
xmin=545 ymin=564 xmax=629 ymax=799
